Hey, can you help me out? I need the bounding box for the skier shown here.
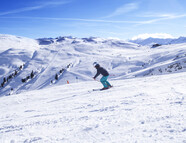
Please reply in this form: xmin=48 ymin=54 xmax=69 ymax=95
xmin=93 ymin=62 xmax=112 ymax=90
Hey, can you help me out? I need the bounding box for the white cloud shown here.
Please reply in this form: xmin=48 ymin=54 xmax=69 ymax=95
xmin=0 ymin=6 xmax=43 ymax=16
xmin=0 ymin=16 xmax=144 ymax=24
xmin=141 ymin=13 xmax=178 ymax=18
xmin=132 ymin=33 xmax=175 ymax=40
xmin=0 ymin=1 xmax=69 ymax=16
xmin=105 ymin=3 xmax=139 ymax=18
xmin=1 ymin=12 xmax=185 ymax=26
xmin=149 ymin=13 xmax=186 ymax=19
xmin=137 ymin=13 xmax=186 ymax=24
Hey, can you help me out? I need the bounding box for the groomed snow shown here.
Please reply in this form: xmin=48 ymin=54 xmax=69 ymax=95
xmin=0 ymin=72 xmax=185 ymax=143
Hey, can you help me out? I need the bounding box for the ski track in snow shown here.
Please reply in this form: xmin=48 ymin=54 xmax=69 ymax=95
xmin=0 ymin=72 xmax=185 ymax=143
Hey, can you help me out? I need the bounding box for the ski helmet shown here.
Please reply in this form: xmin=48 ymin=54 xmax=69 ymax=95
xmin=93 ymin=62 xmax=100 ymax=68
xmin=95 ymin=64 xmax=100 ymax=69
xmin=93 ymin=62 xmax=98 ymax=66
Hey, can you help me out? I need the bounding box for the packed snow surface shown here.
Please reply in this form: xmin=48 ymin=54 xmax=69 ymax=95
xmin=0 ymin=72 xmax=185 ymax=142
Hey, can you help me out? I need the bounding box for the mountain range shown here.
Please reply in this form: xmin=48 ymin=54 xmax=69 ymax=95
xmin=0 ymin=34 xmax=186 ymax=96
xmin=129 ymin=36 xmax=186 ymax=46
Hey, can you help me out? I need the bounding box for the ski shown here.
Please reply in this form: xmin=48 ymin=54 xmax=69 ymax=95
xmin=93 ymin=86 xmax=113 ymax=91
xmin=93 ymin=89 xmax=102 ymax=91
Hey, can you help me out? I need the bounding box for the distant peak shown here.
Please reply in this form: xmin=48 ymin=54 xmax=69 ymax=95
xmin=131 ymin=33 xmax=175 ymax=40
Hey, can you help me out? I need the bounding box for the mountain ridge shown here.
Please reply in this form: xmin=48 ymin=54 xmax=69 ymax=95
xmin=129 ymin=36 xmax=186 ymax=46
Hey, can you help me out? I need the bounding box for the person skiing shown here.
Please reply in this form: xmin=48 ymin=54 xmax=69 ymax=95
xmin=93 ymin=62 xmax=112 ymax=90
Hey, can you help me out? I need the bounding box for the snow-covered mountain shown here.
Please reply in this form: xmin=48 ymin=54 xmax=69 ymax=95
xmin=0 ymin=34 xmax=186 ymax=96
xmin=0 ymin=34 xmax=39 ymax=52
xmin=0 ymin=34 xmax=186 ymax=142
xmin=0 ymin=35 xmax=39 ymax=92
xmin=170 ymin=36 xmax=186 ymax=44
xmin=129 ymin=37 xmax=173 ymax=46
xmin=129 ymin=36 xmax=186 ymax=46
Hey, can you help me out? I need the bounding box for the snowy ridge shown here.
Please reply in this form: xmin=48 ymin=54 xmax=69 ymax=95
xmin=129 ymin=36 xmax=186 ymax=46
xmin=0 ymin=34 xmax=39 ymax=52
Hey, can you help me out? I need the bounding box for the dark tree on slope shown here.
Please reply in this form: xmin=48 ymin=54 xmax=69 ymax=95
xmin=30 ymin=71 xmax=34 ymax=79
xmin=3 ymin=77 xmax=6 ymax=83
xmin=151 ymin=44 xmax=161 ymax=48
xmin=1 ymin=82 xmax=4 ymax=87
xmin=22 ymin=78 xmax=26 ymax=83
xmin=55 ymin=74 xmax=59 ymax=80
xmin=14 ymin=70 xmax=18 ymax=76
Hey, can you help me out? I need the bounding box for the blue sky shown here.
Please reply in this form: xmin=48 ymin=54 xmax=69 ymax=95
xmin=0 ymin=0 xmax=186 ymax=39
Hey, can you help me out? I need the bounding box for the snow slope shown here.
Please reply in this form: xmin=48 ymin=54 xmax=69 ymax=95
xmin=0 ymin=36 xmax=141 ymax=96
xmin=0 ymin=35 xmax=186 ymax=97
xmin=0 ymin=34 xmax=39 ymax=85
xmin=0 ymin=34 xmax=39 ymax=52
xmin=0 ymin=34 xmax=186 ymax=142
xmin=0 ymin=72 xmax=185 ymax=142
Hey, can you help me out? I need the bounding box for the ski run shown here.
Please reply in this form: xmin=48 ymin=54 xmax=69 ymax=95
xmin=0 ymin=34 xmax=186 ymax=143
